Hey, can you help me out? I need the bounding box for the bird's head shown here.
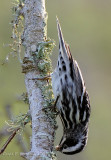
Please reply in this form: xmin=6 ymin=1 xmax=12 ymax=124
xmin=56 ymin=127 xmax=88 ymax=155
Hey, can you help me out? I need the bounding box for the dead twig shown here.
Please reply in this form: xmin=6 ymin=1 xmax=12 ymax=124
xmin=0 ymin=122 xmax=27 ymax=155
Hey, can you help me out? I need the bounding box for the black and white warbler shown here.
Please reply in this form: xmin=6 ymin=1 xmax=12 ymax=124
xmin=51 ymin=18 xmax=91 ymax=155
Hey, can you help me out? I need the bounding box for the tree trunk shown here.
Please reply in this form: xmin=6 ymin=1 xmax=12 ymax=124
xmin=20 ymin=0 xmax=56 ymax=159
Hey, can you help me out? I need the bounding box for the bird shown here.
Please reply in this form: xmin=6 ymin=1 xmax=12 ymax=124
xmin=51 ymin=17 xmax=91 ymax=155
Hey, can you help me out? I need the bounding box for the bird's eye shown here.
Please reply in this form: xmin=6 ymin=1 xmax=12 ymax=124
xmin=63 ymin=144 xmax=67 ymax=149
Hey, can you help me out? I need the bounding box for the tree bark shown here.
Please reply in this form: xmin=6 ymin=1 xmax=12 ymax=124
xmin=20 ymin=0 xmax=56 ymax=159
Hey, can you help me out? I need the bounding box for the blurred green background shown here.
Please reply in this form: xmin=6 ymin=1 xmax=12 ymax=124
xmin=0 ymin=0 xmax=111 ymax=160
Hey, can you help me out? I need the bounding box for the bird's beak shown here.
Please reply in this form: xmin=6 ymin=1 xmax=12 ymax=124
xmin=55 ymin=145 xmax=61 ymax=151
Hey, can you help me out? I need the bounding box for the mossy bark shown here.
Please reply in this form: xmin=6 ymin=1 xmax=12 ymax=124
xmin=20 ymin=0 xmax=56 ymax=159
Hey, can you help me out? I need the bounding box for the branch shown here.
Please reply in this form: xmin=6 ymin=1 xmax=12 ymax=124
xmin=5 ymin=104 xmax=29 ymax=152
xmin=0 ymin=129 xmax=19 ymax=154
xmin=20 ymin=0 xmax=57 ymax=159
xmin=0 ymin=122 xmax=28 ymax=155
xmin=0 ymin=105 xmax=29 ymax=153
xmin=1 ymin=0 xmax=57 ymax=158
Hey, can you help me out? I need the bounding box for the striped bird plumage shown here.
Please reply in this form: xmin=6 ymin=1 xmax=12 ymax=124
xmin=51 ymin=18 xmax=91 ymax=154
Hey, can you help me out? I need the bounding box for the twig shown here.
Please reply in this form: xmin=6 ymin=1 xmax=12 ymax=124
xmin=0 ymin=122 xmax=28 ymax=155
xmin=0 ymin=128 xmax=19 ymax=154
xmin=5 ymin=105 xmax=29 ymax=152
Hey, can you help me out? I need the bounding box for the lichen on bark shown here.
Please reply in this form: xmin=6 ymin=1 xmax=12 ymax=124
xmin=20 ymin=0 xmax=57 ymax=159
xmin=9 ymin=0 xmax=57 ymax=159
